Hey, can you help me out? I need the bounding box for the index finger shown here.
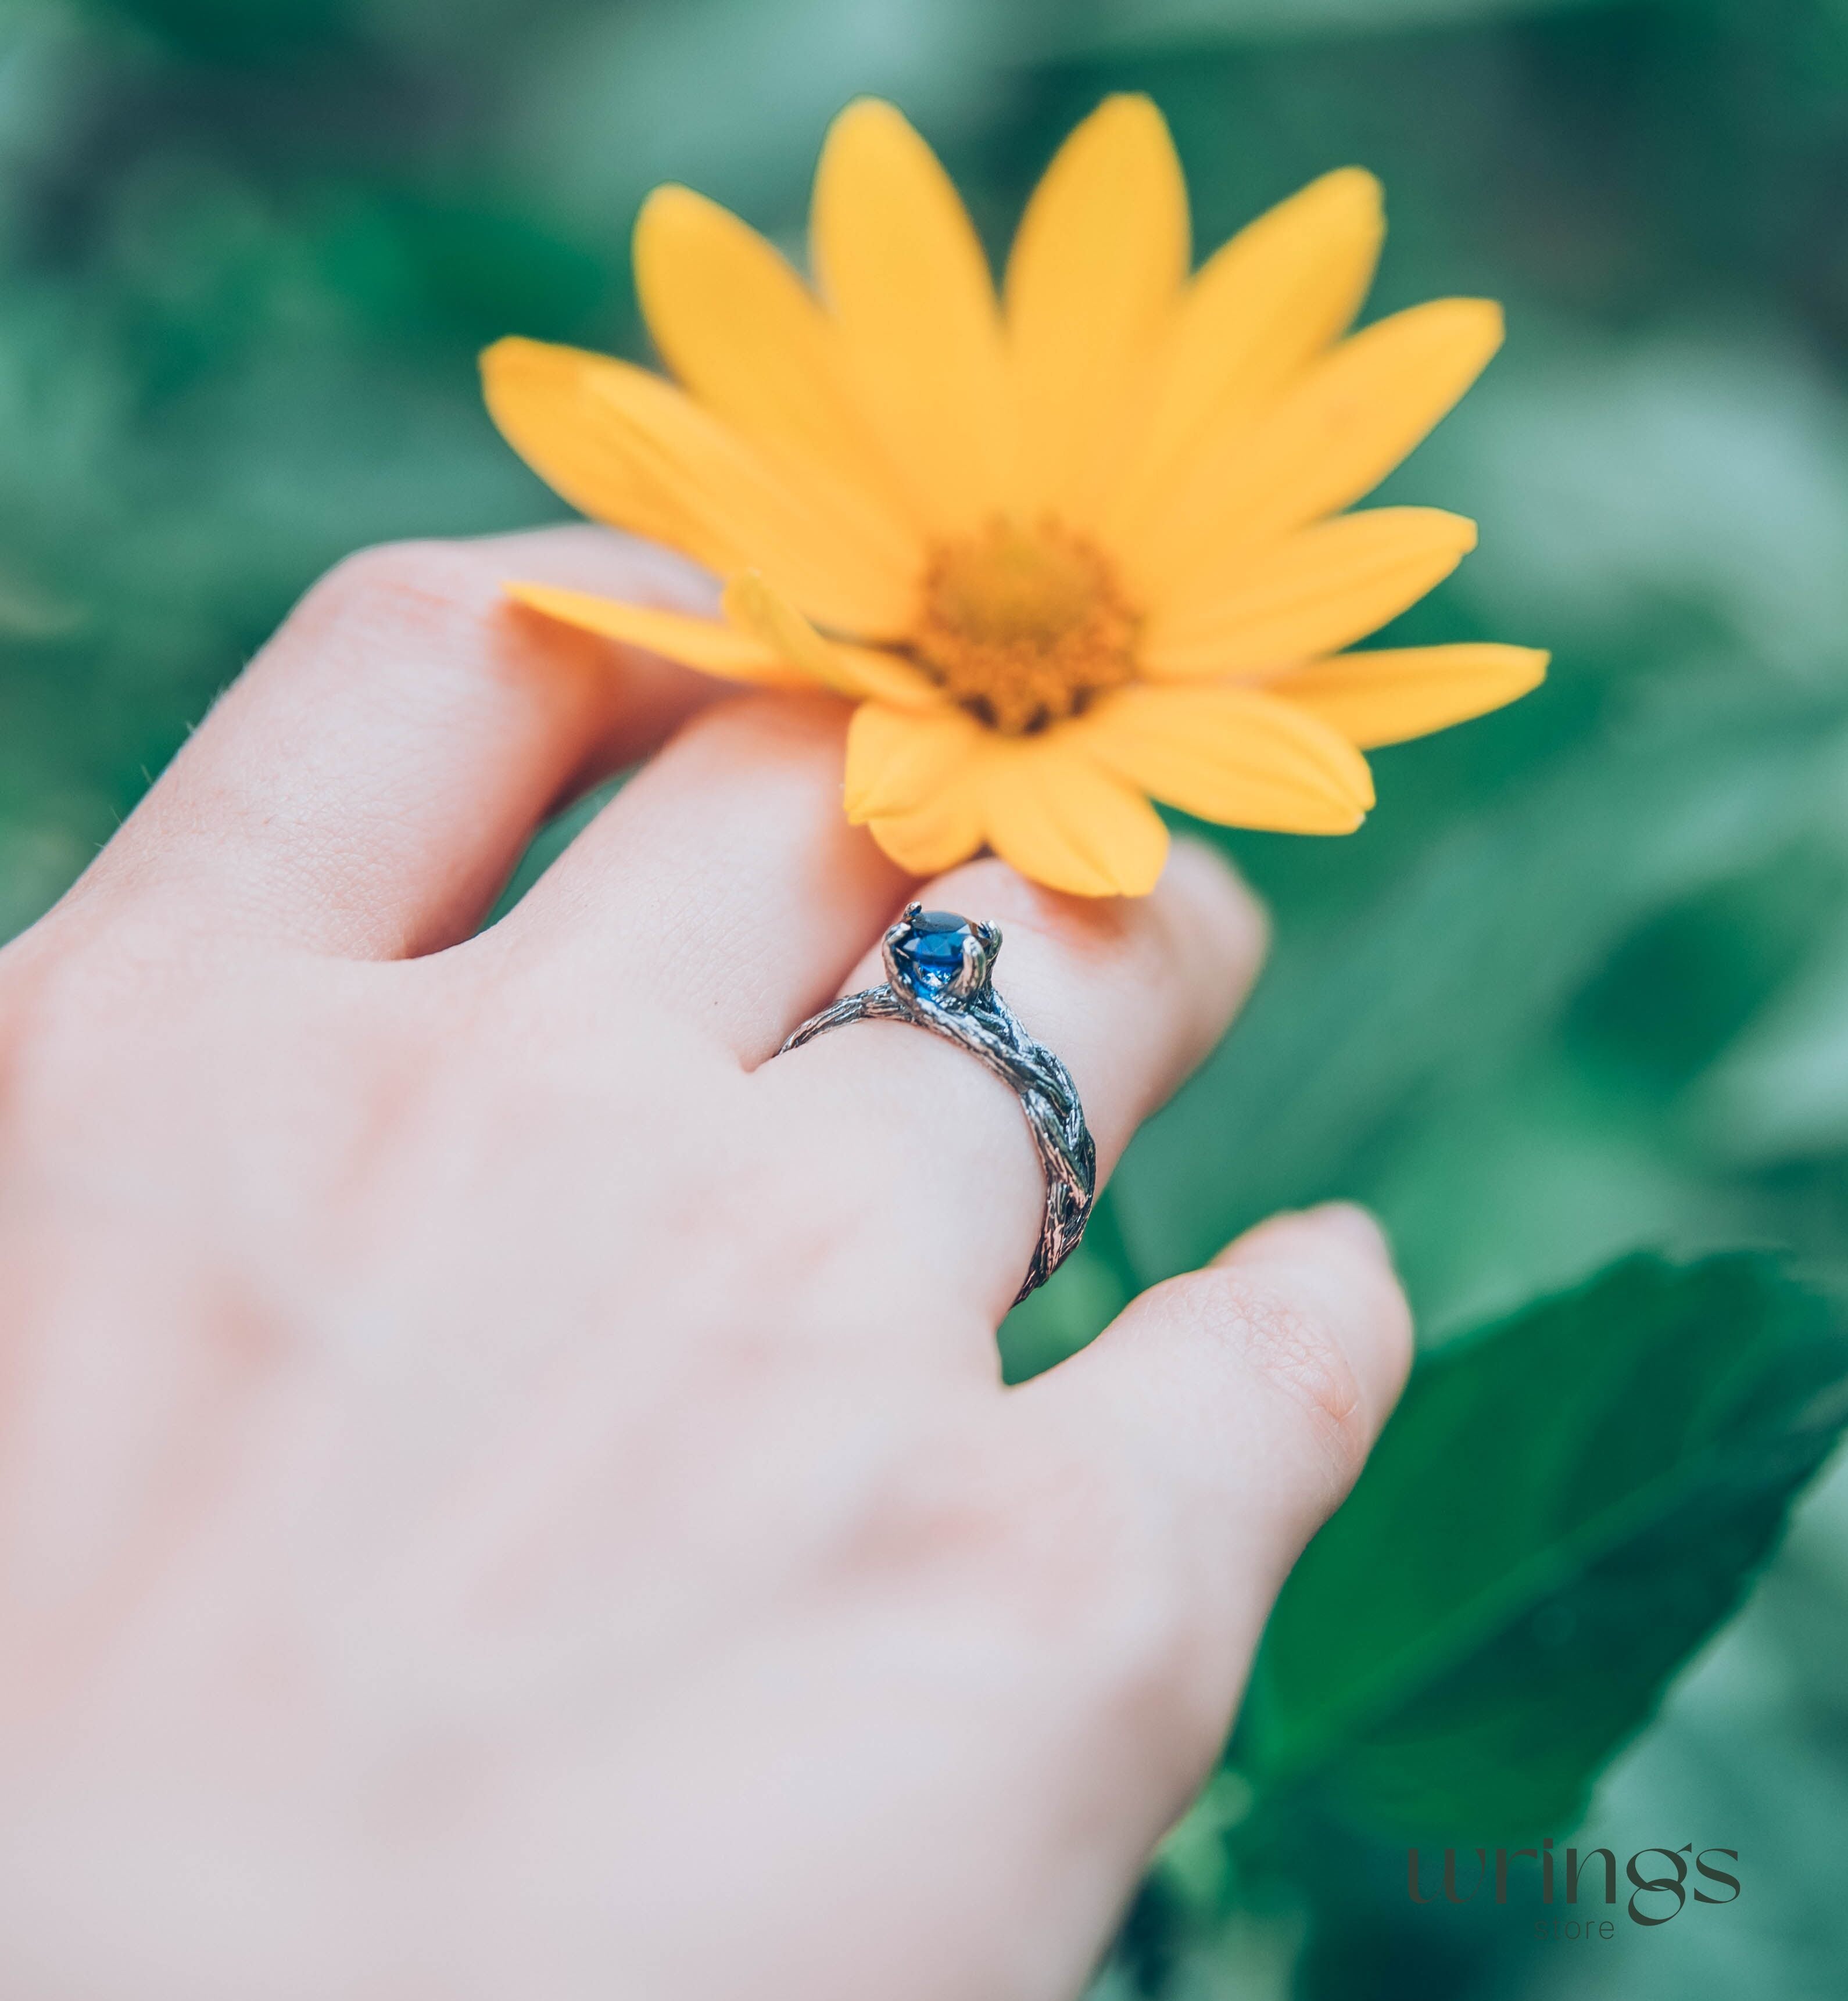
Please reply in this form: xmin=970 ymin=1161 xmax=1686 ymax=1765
xmin=60 ymin=528 xmax=729 ymax=960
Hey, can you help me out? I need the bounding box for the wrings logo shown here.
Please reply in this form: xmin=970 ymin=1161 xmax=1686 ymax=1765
xmin=1408 ymin=1841 xmax=1740 ymax=1937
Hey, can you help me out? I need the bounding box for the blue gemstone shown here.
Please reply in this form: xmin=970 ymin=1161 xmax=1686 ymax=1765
xmin=893 ymin=909 xmax=976 ymax=993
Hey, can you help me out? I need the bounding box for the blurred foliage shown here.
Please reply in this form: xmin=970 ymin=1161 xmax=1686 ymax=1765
xmin=8 ymin=0 xmax=1848 ymax=1994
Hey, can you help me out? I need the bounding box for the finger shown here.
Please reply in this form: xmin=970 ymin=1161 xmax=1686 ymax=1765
xmin=63 ymin=528 xmax=730 ymax=959
xmin=1205 ymin=1204 xmax=1412 ymax=1443
xmin=1020 ymin=1204 xmax=1412 ymax=1719
xmin=488 ymin=693 xmax=911 ymax=1063
xmin=760 ymin=840 xmax=1268 ymax=1321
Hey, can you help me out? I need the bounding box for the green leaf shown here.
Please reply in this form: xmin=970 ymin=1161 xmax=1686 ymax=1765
xmin=1235 ymin=1253 xmax=1848 ymax=1838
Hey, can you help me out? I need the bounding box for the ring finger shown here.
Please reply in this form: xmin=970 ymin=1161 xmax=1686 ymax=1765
xmin=758 ymin=841 xmax=1269 ymax=1325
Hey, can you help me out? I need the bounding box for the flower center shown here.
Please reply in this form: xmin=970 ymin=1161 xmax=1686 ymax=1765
xmin=911 ymin=519 xmax=1139 ymax=734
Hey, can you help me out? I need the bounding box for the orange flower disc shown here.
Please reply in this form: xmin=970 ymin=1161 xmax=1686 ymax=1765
xmin=913 ymin=520 xmax=1138 ymax=735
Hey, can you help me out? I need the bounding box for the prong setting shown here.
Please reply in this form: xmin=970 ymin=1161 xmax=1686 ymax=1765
xmin=883 ymin=907 xmax=998 ymax=1010
xmin=777 ymin=903 xmax=1094 ymax=1303
xmin=948 ymin=928 xmax=991 ymax=1001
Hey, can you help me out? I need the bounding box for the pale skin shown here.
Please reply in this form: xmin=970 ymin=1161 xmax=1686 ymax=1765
xmin=0 ymin=526 xmax=1411 ymax=2001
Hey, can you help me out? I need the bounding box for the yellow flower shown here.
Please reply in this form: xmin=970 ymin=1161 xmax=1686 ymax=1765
xmin=482 ymin=96 xmax=1546 ymax=897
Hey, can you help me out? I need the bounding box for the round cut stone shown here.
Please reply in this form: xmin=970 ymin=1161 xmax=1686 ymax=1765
xmin=893 ymin=909 xmax=976 ymax=994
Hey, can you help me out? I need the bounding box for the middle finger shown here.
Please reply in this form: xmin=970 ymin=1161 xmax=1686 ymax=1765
xmin=484 ymin=694 xmax=909 ymax=1060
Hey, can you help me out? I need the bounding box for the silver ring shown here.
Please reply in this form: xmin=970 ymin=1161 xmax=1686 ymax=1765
xmin=778 ymin=904 xmax=1095 ymax=1304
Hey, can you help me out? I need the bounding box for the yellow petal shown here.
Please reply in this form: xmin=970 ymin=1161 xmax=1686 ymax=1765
xmin=1124 ymin=297 xmax=1504 ymax=602
xmin=503 ymin=583 xmax=804 ymax=686
xmin=981 ymin=735 xmax=1170 ymax=897
xmin=1079 ymin=682 xmax=1374 ymax=834
xmin=482 ymin=337 xmax=913 ymax=636
xmin=830 ymin=646 xmax=947 ymax=711
xmin=481 ymin=337 xmax=692 ymax=554
xmin=721 ymin=571 xmax=941 ymax=707
xmin=632 ymin=185 xmax=921 ymax=551
xmin=844 ymin=698 xmax=982 ymax=822
xmin=723 ymin=569 xmax=850 ymax=691
xmin=1005 ymin=95 xmax=1188 ymax=515
xmin=1266 ymin=643 xmax=1548 ymax=748
xmin=1142 ymin=508 xmax=1478 ymax=678
xmin=865 ymin=774 xmax=986 ymax=877
xmin=1107 ymin=167 xmax=1384 ymax=544
xmin=810 ymin=99 xmax=1015 ymax=533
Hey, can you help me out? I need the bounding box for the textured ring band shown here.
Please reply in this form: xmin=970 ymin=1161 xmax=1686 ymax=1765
xmin=778 ymin=904 xmax=1096 ymax=1304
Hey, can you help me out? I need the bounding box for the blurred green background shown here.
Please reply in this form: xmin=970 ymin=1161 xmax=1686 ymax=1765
xmin=5 ymin=0 xmax=1848 ymax=1993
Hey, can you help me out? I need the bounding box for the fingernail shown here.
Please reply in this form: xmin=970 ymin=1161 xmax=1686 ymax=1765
xmin=1301 ymin=1202 xmax=1392 ymax=1264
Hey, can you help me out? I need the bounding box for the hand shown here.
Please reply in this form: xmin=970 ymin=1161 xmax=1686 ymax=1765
xmin=0 ymin=528 xmax=1411 ymax=2001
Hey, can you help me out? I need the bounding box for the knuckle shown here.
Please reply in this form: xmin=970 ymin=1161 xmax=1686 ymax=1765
xmin=0 ymin=917 xmax=170 ymax=1062
xmin=672 ymin=686 xmax=852 ymax=780
xmin=299 ymin=538 xmax=485 ymax=641
xmin=1201 ymin=1268 xmax=1370 ymax=1491
xmin=0 ymin=934 xmax=162 ymax=1149
xmin=0 ymin=948 xmax=55 ymax=1102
